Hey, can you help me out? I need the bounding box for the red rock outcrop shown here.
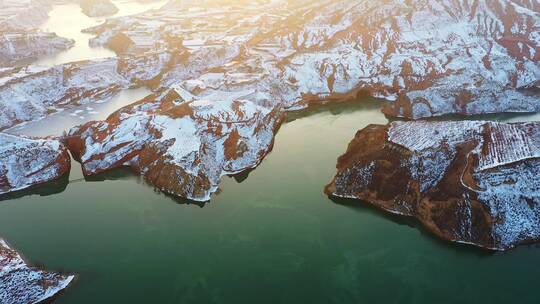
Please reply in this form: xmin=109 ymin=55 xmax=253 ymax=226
xmin=325 ymin=121 xmax=540 ymax=250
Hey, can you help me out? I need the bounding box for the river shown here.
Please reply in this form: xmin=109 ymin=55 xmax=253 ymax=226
xmin=2 ymin=1 xmax=540 ymax=304
xmin=8 ymin=1 xmax=169 ymax=137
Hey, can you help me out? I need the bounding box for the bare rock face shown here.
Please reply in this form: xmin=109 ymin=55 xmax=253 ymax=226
xmin=80 ymin=0 xmax=119 ymax=17
xmin=0 ymin=238 xmax=74 ymax=304
xmin=84 ymin=0 xmax=539 ymax=118
xmin=65 ymin=97 xmax=284 ymax=202
xmin=0 ymin=133 xmax=71 ymax=195
xmin=325 ymin=121 xmax=540 ymax=250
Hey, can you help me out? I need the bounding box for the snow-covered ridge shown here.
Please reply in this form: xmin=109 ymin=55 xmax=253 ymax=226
xmin=0 ymin=50 xmax=180 ymax=131
xmin=0 ymin=0 xmax=76 ymax=67
xmin=0 ymin=0 xmax=51 ymax=31
xmin=0 ymin=31 xmax=74 ymax=67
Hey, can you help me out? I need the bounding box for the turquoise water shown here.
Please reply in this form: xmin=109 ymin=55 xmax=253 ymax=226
xmin=2 ymin=100 xmax=540 ymax=303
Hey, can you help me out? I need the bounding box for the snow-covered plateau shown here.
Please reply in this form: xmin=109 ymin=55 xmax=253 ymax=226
xmin=1 ymin=0 xmax=538 ymax=132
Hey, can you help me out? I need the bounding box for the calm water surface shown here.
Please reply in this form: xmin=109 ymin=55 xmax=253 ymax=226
xmin=2 ymin=100 xmax=540 ymax=304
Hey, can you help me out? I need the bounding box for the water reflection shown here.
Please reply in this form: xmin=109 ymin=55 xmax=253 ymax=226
xmin=286 ymin=97 xmax=385 ymax=123
xmin=34 ymin=3 xmax=115 ymax=67
xmin=82 ymin=167 xmax=136 ymax=183
xmin=0 ymin=174 xmax=69 ymax=202
xmin=328 ymin=196 xmax=495 ymax=256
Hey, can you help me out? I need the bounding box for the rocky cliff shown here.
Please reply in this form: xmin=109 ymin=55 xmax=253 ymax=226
xmin=325 ymin=121 xmax=540 ymax=250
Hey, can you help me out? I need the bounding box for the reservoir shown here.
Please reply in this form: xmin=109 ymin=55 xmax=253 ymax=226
xmin=2 ymin=1 xmax=540 ymax=303
xmin=2 ymin=99 xmax=540 ymax=303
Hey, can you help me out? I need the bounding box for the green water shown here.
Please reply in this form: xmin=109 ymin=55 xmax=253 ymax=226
xmin=2 ymin=100 xmax=540 ymax=304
